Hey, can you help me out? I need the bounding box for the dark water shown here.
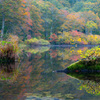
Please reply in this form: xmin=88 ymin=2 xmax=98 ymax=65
xmin=0 ymin=46 xmax=100 ymax=100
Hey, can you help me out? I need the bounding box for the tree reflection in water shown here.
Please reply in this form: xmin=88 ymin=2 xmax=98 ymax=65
xmin=0 ymin=61 xmax=19 ymax=82
xmin=0 ymin=46 xmax=100 ymax=100
xmin=66 ymin=72 xmax=100 ymax=95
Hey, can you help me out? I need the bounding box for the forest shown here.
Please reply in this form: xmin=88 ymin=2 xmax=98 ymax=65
xmin=0 ymin=0 xmax=100 ymax=45
xmin=0 ymin=0 xmax=100 ymax=100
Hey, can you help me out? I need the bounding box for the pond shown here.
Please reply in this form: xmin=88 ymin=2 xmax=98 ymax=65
xmin=0 ymin=46 xmax=100 ymax=100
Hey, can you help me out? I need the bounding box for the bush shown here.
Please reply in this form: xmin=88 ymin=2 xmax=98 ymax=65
xmin=0 ymin=43 xmax=16 ymax=62
xmin=38 ymin=39 xmax=50 ymax=45
xmin=25 ymin=38 xmax=50 ymax=46
xmin=0 ymin=35 xmax=19 ymax=63
xmin=58 ymin=30 xmax=100 ymax=45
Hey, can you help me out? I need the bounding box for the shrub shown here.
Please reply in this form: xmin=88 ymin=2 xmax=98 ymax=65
xmin=25 ymin=38 xmax=50 ymax=46
xmin=8 ymin=35 xmax=19 ymax=52
xmin=38 ymin=39 xmax=50 ymax=45
xmin=0 ymin=35 xmax=19 ymax=63
xmin=58 ymin=30 xmax=100 ymax=45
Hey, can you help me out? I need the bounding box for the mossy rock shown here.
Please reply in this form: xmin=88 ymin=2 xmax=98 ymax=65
xmin=56 ymin=60 xmax=100 ymax=82
xmin=67 ymin=58 xmax=100 ymax=71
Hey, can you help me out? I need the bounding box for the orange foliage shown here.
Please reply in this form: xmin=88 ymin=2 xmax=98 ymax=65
xmin=22 ymin=0 xmax=26 ymax=3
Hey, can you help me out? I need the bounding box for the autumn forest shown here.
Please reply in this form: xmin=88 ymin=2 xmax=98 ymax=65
xmin=0 ymin=0 xmax=100 ymax=100
xmin=0 ymin=0 xmax=100 ymax=45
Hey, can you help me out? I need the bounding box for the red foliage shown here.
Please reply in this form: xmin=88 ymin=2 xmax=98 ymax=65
xmin=49 ymin=33 xmax=58 ymax=42
xmin=70 ymin=30 xmax=84 ymax=36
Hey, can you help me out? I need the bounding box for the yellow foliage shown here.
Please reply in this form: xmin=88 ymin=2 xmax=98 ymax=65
xmin=77 ymin=38 xmax=81 ymax=42
xmin=79 ymin=81 xmax=100 ymax=95
xmin=80 ymin=46 xmax=100 ymax=59
xmin=58 ymin=30 xmax=100 ymax=45
xmin=77 ymin=50 xmax=83 ymax=54
xmin=26 ymin=38 xmax=38 ymax=43
xmin=58 ymin=35 xmax=63 ymax=39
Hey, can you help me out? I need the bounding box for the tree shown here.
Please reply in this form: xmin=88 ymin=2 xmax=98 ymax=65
xmin=35 ymin=1 xmax=65 ymax=39
xmin=80 ymin=11 xmax=100 ymax=34
xmin=61 ymin=12 xmax=85 ymax=32
xmin=49 ymin=33 xmax=58 ymax=44
xmin=86 ymin=21 xmax=98 ymax=34
xmin=0 ymin=0 xmax=26 ymax=39
xmin=92 ymin=0 xmax=100 ymax=18
xmin=29 ymin=1 xmax=44 ymax=37
xmin=72 ymin=1 xmax=84 ymax=12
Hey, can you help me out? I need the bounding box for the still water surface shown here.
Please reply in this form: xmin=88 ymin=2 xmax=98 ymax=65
xmin=0 ymin=46 xmax=100 ymax=100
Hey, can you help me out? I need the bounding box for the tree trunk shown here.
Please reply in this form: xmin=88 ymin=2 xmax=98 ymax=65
xmin=1 ymin=12 xmax=5 ymax=40
xmin=85 ymin=27 xmax=88 ymax=35
xmin=90 ymin=28 xmax=93 ymax=34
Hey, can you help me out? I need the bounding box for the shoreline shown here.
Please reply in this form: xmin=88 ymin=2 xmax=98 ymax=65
xmin=29 ymin=44 xmax=100 ymax=48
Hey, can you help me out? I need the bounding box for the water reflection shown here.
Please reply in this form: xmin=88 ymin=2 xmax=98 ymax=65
xmin=0 ymin=61 xmax=19 ymax=82
xmin=0 ymin=46 xmax=100 ymax=100
xmin=60 ymin=71 xmax=100 ymax=96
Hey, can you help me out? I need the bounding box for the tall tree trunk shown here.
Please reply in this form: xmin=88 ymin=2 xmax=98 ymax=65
xmin=90 ymin=28 xmax=93 ymax=34
xmin=1 ymin=12 xmax=5 ymax=40
xmin=45 ymin=10 xmax=48 ymax=39
xmin=50 ymin=7 xmax=53 ymax=40
xmin=85 ymin=27 xmax=88 ymax=35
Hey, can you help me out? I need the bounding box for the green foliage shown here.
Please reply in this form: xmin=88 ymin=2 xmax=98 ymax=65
xmin=67 ymin=60 xmax=100 ymax=70
xmin=72 ymin=2 xmax=84 ymax=12
xmin=0 ymin=41 xmax=11 ymax=46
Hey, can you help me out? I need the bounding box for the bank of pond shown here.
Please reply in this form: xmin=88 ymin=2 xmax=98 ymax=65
xmin=1 ymin=35 xmax=100 ymax=71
